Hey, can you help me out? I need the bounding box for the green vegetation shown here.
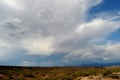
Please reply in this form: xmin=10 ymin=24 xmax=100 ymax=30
xmin=102 ymin=70 xmax=112 ymax=76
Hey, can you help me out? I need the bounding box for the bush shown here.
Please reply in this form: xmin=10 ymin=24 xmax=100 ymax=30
xmin=78 ymin=72 xmax=91 ymax=77
xmin=52 ymin=75 xmax=74 ymax=80
xmin=109 ymin=74 xmax=120 ymax=79
xmin=102 ymin=70 xmax=112 ymax=76
xmin=23 ymin=74 xmax=36 ymax=78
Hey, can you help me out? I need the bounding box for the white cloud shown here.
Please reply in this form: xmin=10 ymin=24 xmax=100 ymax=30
xmin=103 ymin=57 xmax=110 ymax=61
xmin=64 ymin=50 xmax=83 ymax=60
xmin=118 ymin=11 xmax=120 ymax=15
xmin=0 ymin=40 xmax=17 ymax=61
xmin=58 ymin=17 xmax=120 ymax=57
xmin=64 ymin=42 xmax=120 ymax=62
xmin=19 ymin=61 xmax=55 ymax=66
xmin=104 ymin=43 xmax=120 ymax=56
xmin=1 ymin=0 xmax=24 ymax=10
xmin=0 ymin=0 xmax=103 ymax=56
xmin=75 ymin=18 xmax=119 ymax=40
xmin=21 ymin=36 xmax=55 ymax=56
xmin=19 ymin=61 xmax=36 ymax=66
xmin=81 ymin=52 xmax=95 ymax=59
xmin=64 ymin=47 xmax=98 ymax=61
xmin=40 ymin=61 xmax=53 ymax=66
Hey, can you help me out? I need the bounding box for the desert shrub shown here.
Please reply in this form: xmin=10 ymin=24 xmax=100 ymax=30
xmin=0 ymin=71 xmax=10 ymax=75
xmin=23 ymin=73 xmax=36 ymax=78
xmin=0 ymin=74 xmax=4 ymax=80
xmin=0 ymin=77 xmax=4 ymax=80
xmin=78 ymin=72 xmax=91 ymax=77
xmin=89 ymin=70 xmax=98 ymax=76
xmin=74 ymin=77 xmax=81 ymax=80
xmin=102 ymin=70 xmax=112 ymax=76
xmin=52 ymin=75 xmax=74 ymax=80
xmin=109 ymin=74 xmax=120 ymax=79
xmin=8 ymin=76 xmax=16 ymax=80
xmin=59 ymin=76 xmax=73 ymax=80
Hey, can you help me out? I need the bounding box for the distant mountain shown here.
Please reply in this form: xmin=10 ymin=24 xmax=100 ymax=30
xmin=68 ymin=62 xmax=120 ymax=67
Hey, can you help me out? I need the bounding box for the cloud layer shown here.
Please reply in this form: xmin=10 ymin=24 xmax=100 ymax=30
xmin=0 ymin=0 xmax=120 ymax=66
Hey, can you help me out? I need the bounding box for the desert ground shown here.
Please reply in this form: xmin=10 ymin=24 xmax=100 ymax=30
xmin=0 ymin=66 xmax=120 ymax=80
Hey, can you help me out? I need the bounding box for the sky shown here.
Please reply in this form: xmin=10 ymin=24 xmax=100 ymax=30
xmin=0 ymin=0 xmax=120 ymax=66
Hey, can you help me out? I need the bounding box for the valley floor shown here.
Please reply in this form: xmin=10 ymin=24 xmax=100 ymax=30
xmin=0 ymin=66 xmax=120 ymax=80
